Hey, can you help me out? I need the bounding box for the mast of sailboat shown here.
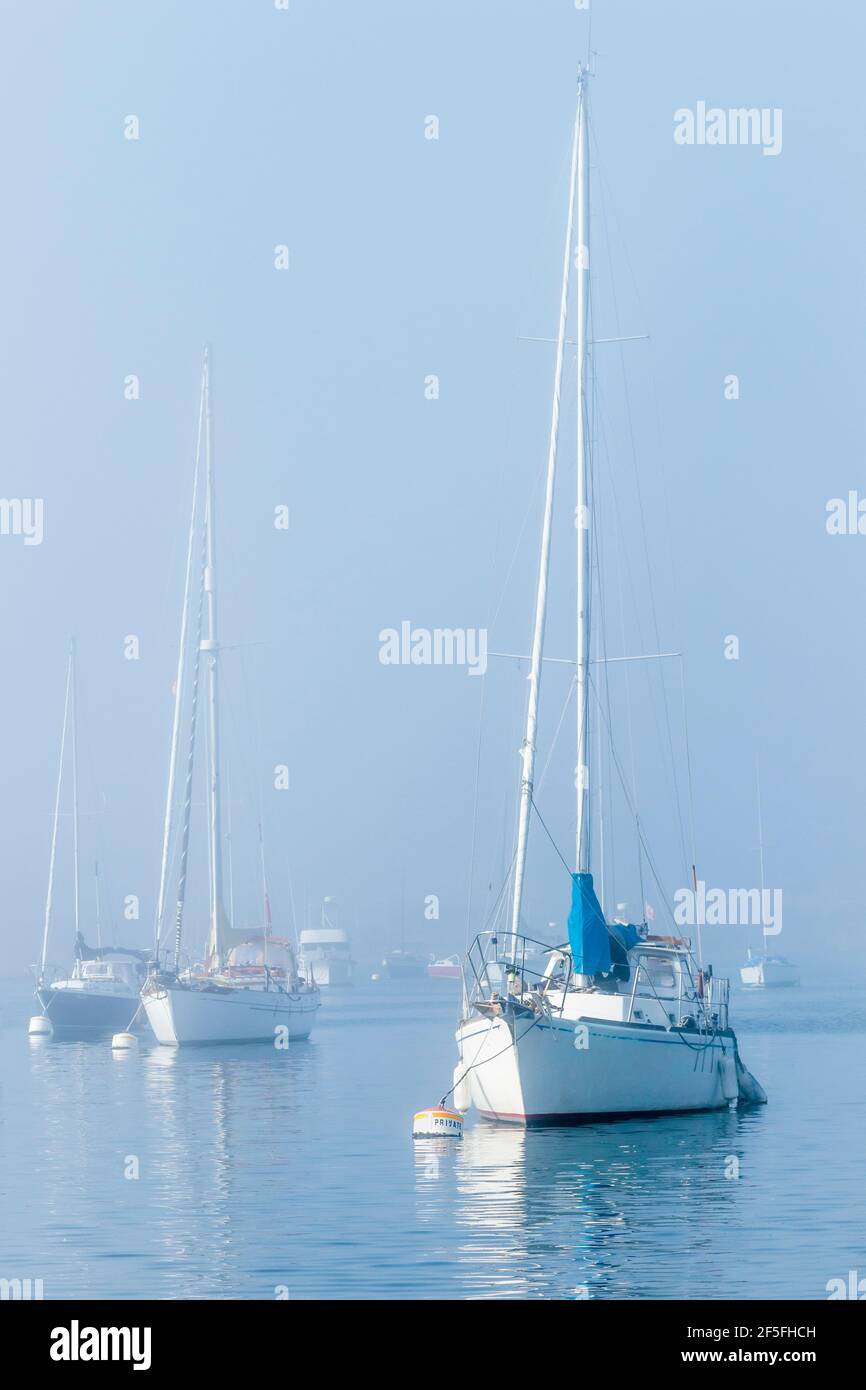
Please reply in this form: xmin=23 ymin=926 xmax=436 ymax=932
xmin=756 ymin=755 xmax=766 ymax=961
xmin=509 ymin=73 xmax=582 ymax=950
xmin=202 ymin=349 xmax=225 ymax=971
xmin=38 ymin=645 xmax=73 ymax=985
xmin=154 ymin=362 xmax=206 ymax=961
xmin=70 ymin=637 xmax=81 ymax=950
xmin=94 ymin=861 xmax=102 ymax=950
xmin=575 ymin=70 xmax=591 ymax=874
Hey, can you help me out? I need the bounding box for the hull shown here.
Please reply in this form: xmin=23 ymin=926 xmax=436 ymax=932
xmin=36 ymin=987 xmax=140 ymax=1034
xmin=384 ymin=957 xmax=426 ymax=980
xmin=740 ymin=960 xmax=799 ymax=988
xmin=457 ymin=1013 xmax=735 ymax=1124
xmin=427 ymin=963 xmax=461 ymax=979
xmin=302 ymin=958 xmax=353 ymax=987
xmin=143 ymin=982 xmax=319 ymax=1046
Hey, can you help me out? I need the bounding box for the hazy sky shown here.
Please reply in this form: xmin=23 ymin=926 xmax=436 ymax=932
xmin=1 ymin=1 xmax=863 ymax=978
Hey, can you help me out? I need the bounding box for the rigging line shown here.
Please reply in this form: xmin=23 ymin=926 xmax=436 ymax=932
xmin=587 ymin=667 xmax=677 ymax=928
xmin=592 ymin=126 xmax=688 ymax=877
xmin=481 ymin=846 xmax=517 ymax=937
xmin=75 ymin=671 xmax=119 ymax=946
xmin=681 ymin=653 xmax=700 ymax=961
xmin=591 ymin=141 xmax=684 ymax=858
xmin=464 ymin=678 xmax=486 ymax=951
xmin=39 ymin=650 xmax=73 ymax=983
xmin=587 ymin=284 xmax=617 ymax=885
xmin=592 ymin=150 xmax=683 ymax=648
xmin=597 ymin=400 xmax=679 ymax=900
xmin=536 ymin=676 xmax=576 ymax=793
xmin=587 ymin=310 xmax=620 ymax=907
xmin=170 ymin=534 xmax=207 ymax=967
xmin=466 ymin=379 xmax=579 ymax=946
xmin=590 ymin=314 xmax=687 ymax=899
xmin=240 ymin=645 xmax=271 ymax=937
xmin=530 ymin=797 xmax=573 ymax=879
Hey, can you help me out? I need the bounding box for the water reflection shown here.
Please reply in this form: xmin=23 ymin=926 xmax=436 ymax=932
xmin=415 ymin=1107 xmax=770 ymax=1298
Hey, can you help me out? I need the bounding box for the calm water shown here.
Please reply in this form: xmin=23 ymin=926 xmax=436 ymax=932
xmin=1 ymin=973 xmax=864 ymax=1300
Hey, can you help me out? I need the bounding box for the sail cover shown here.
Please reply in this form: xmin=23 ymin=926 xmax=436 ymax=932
xmin=567 ymin=872 xmax=611 ymax=975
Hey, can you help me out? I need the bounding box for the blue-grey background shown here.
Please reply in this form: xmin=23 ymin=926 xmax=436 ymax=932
xmin=0 ymin=0 xmax=862 ymax=974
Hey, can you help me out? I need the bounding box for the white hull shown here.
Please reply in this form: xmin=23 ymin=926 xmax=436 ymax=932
xmin=457 ymin=1013 xmax=736 ymax=1123
xmin=301 ymin=958 xmax=353 ymax=987
xmin=143 ymin=982 xmax=319 ymax=1046
xmin=740 ymin=960 xmax=799 ymax=988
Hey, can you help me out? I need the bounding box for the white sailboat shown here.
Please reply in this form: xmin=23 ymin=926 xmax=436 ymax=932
xmin=141 ymin=351 xmax=319 ymax=1045
xmin=30 ymin=642 xmax=148 ymax=1036
xmin=740 ymin=761 xmax=799 ymax=988
xmin=451 ymin=70 xmax=765 ymax=1124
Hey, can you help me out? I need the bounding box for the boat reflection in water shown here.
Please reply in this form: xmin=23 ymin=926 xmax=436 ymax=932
xmin=414 ymin=1108 xmax=769 ymax=1299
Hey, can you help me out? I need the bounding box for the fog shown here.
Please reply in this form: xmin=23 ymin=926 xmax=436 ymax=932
xmin=1 ymin=0 xmax=862 ymax=985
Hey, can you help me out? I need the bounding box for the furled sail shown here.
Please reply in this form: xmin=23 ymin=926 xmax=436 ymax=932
xmin=567 ymin=872 xmax=610 ymax=974
xmin=566 ymin=873 xmax=641 ymax=975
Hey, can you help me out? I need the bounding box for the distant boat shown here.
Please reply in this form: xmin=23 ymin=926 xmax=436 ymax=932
xmin=739 ymin=762 xmax=799 ymax=989
xmin=299 ymin=905 xmax=354 ymax=986
xmin=383 ymin=950 xmax=426 ymax=980
xmin=427 ymin=955 xmax=461 ymax=980
xmin=740 ymin=950 xmax=800 ymax=988
xmin=141 ymin=351 xmax=320 ymax=1045
xmin=30 ymin=642 xmax=148 ymax=1036
xmin=384 ymin=878 xmax=426 ymax=978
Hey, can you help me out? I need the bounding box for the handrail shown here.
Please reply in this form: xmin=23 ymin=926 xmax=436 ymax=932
xmin=463 ymin=929 xmax=731 ymax=1032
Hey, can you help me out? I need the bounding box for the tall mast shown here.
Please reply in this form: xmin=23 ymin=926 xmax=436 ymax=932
xmin=94 ymin=861 xmax=102 ymax=950
xmin=172 ymin=553 xmax=206 ymax=969
xmin=509 ymin=80 xmax=581 ymax=944
xmin=756 ymin=756 xmax=766 ymax=960
xmin=575 ymin=68 xmax=591 ymax=873
xmin=39 ymin=646 xmax=73 ymax=982
xmin=202 ymin=349 xmax=225 ymax=968
xmin=154 ymin=362 xmax=206 ymax=957
xmin=70 ymin=637 xmax=81 ymax=947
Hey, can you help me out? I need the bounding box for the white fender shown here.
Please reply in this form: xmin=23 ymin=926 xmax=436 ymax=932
xmin=719 ymin=1053 xmax=739 ymax=1103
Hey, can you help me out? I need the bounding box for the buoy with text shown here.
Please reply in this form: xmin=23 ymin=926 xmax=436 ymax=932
xmin=412 ymin=1107 xmax=463 ymax=1139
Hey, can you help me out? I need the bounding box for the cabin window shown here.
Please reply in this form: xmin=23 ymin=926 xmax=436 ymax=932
xmin=639 ymin=955 xmax=676 ymax=990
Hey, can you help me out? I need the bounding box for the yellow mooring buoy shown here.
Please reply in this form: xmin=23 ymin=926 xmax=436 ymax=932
xmin=412 ymin=1107 xmax=463 ymax=1139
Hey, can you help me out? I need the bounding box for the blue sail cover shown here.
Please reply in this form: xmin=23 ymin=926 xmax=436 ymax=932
xmin=567 ymin=872 xmax=610 ymax=974
xmin=609 ymin=920 xmax=641 ymax=953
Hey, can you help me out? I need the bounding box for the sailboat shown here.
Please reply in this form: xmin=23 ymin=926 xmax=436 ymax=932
xmin=141 ymin=351 xmax=320 ymax=1045
xmin=740 ymin=762 xmax=799 ymax=988
xmin=383 ymin=882 xmax=425 ymax=978
xmin=30 ymin=642 xmax=149 ymax=1036
xmin=451 ymin=70 xmax=765 ymax=1124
